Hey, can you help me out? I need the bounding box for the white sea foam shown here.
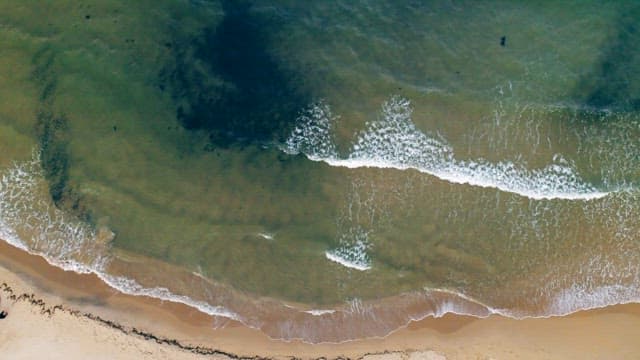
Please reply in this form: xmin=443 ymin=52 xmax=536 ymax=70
xmin=547 ymin=284 xmax=640 ymax=316
xmin=1 ymin=151 xmax=637 ymax=343
xmin=0 ymin=153 xmax=240 ymax=322
xmin=97 ymin=273 xmax=240 ymax=320
xmin=431 ymin=300 xmax=479 ymax=318
xmin=325 ymin=249 xmax=371 ymax=271
xmin=284 ymin=101 xmax=338 ymax=159
xmin=304 ymin=309 xmax=337 ymax=316
xmin=0 ymin=153 xmax=107 ymax=271
xmin=257 ymin=232 xmax=274 ymax=240
xmin=418 ymin=288 xmax=502 ymax=320
xmin=325 ymin=228 xmax=372 ymax=271
xmin=285 ymin=97 xmax=611 ymax=201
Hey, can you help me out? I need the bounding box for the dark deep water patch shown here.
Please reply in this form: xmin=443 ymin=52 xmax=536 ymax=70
xmin=164 ymin=0 xmax=310 ymax=148
xmin=580 ymin=5 xmax=640 ymax=112
xmin=31 ymin=45 xmax=91 ymax=222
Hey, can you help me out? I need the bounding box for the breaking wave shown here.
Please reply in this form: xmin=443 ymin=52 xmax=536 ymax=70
xmin=284 ymin=96 xmax=613 ymax=201
xmin=1 ymin=150 xmax=639 ymax=343
xmin=0 ymin=152 xmax=239 ymax=320
xmin=325 ymin=227 xmax=372 ymax=271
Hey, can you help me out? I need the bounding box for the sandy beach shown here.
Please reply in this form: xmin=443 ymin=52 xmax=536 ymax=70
xmin=0 ymin=240 xmax=639 ymax=359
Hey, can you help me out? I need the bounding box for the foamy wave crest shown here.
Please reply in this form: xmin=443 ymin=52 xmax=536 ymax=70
xmin=2 ymin=151 xmax=635 ymax=344
xmin=98 ymin=273 xmax=240 ymax=320
xmin=325 ymin=227 xmax=372 ymax=271
xmin=548 ymin=284 xmax=640 ymax=316
xmin=0 ymin=152 xmax=240 ymax=321
xmin=304 ymin=309 xmax=337 ymax=316
xmin=424 ymin=288 xmax=498 ymax=318
xmin=267 ymin=289 xmax=498 ymax=343
xmin=0 ymin=152 xmax=107 ymax=271
xmin=284 ymin=101 xmax=338 ymax=159
xmin=284 ymin=97 xmax=610 ymax=200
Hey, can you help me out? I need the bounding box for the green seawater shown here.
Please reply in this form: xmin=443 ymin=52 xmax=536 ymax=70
xmin=2 ymin=0 xmax=640 ymax=342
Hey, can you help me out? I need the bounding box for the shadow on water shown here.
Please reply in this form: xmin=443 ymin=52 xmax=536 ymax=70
xmin=165 ymin=0 xmax=310 ymax=148
xmin=31 ymin=45 xmax=91 ymax=222
xmin=578 ymin=5 xmax=640 ymax=113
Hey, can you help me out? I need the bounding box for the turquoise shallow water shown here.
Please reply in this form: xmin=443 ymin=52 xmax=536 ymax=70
xmin=1 ymin=0 xmax=640 ymax=342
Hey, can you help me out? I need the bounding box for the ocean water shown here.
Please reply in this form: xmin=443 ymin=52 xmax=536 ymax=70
xmin=1 ymin=0 xmax=640 ymax=342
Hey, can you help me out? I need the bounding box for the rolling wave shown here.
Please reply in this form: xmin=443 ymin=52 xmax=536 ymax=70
xmin=284 ymin=96 xmax=612 ymax=200
xmin=325 ymin=228 xmax=372 ymax=271
xmin=1 ymin=150 xmax=638 ymax=343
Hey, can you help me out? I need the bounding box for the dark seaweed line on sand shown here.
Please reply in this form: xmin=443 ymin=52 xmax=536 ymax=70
xmin=0 ymin=282 xmax=406 ymax=360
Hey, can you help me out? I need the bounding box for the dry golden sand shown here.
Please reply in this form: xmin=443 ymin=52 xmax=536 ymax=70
xmin=0 ymin=240 xmax=640 ymax=359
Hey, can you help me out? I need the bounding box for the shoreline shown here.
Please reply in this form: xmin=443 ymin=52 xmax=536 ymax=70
xmin=2 ymin=239 xmax=640 ymax=359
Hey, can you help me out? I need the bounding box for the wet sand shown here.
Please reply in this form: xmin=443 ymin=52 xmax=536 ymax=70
xmin=1 ymin=239 xmax=639 ymax=359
